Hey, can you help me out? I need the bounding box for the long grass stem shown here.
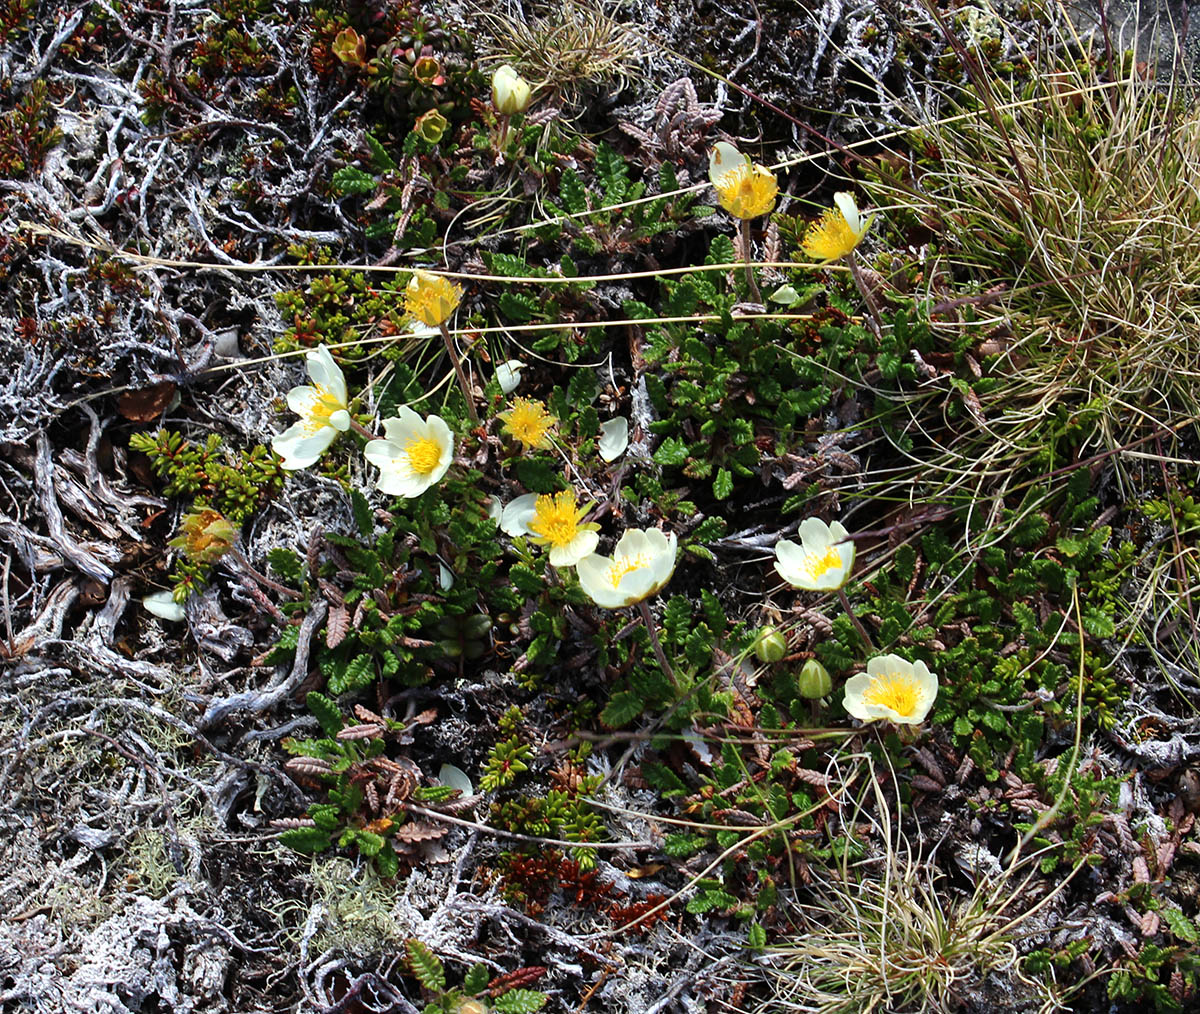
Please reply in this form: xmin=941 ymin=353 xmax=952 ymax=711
xmin=438 ymin=321 xmax=480 ymax=425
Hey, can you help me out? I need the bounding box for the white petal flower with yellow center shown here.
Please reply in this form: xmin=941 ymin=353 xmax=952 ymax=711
xmin=843 ymin=654 xmax=938 ymax=725
xmin=525 ymin=489 xmax=601 ymax=567
xmin=364 ymin=407 xmax=454 ymax=498
xmin=273 ymin=345 xmax=352 ymax=470
xmin=577 ymin=528 xmax=677 ymax=609
xmin=774 ymin=518 xmax=856 ymax=591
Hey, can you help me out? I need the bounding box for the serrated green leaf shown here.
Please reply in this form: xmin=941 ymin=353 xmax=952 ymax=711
xmin=331 ymin=166 xmax=376 ymax=195
xmin=600 ymin=690 xmax=643 ymax=729
xmin=494 ymin=989 xmax=548 ymax=1014
xmin=306 ymin=691 xmax=344 ymax=738
xmin=405 ymin=939 xmax=446 ymax=992
xmin=267 ymin=548 xmax=305 ymax=583
xmin=653 ymin=436 xmax=688 ymax=466
xmin=350 ymin=489 xmax=374 ymax=539
xmin=279 ymin=826 xmax=332 ymax=854
xmin=712 ymin=467 xmax=733 ymax=500
xmin=463 ymin=963 xmax=490 ymax=995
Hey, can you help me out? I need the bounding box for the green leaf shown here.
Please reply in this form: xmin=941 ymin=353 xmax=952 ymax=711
xmin=687 ymin=888 xmax=737 ymax=914
xmin=494 ymin=989 xmax=548 ymax=1014
xmin=1081 ymin=606 xmax=1115 ymax=638
xmin=653 ymin=436 xmax=688 ymax=466
xmin=463 ymin=963 xmax=490 ymax=996
xmin=664 ymin=833 xmax=707 ymax=857
xmin=267 ymin=548 xmax=305 ymax=583
xmin=600 ymin=690 xmax=644 ymax=728
xmin=405 ymin=939 xmax=446 ymax=992
xmin=279 ymin=826 xmax=332 ymax=854
xmin=306 ymin=692 xmax=344 ymax=737
xmin=559 ymin=168 xmax=588 ymax=215
xmin=1163 ymin=907 xmax=1199 ymax=942
xmin=375 ymin=843 xmax=399 ymax=878
xmin=365 ymin=132 xmax=396 ymax=171
xmin=331 ymin=166 xmax=376 ymax=196
xmin=712 ymin=467 xmax=733 ymax=500
xmin=746 ymin=923 xmax=767 ymax=949
xmin=350 ymin=489 xmax=374 ymax=539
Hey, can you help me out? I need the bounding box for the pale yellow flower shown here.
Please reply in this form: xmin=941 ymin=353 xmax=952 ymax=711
xmin=774 ymin=518 xmax=856 ymax=591
xmin=843 ymin=654 xmax=938 ymax=725
xmin=709 ymin=141 xmax=778 ymax=220
xmin=364 ymin=408 xmax=455 ymax=498
xmin=405 ymin=270 xmax=463 ymax=328
xmin=492 ymin=65 xmax=532 ymax=115
xmin=273 ymin=345 xmax=352 ymax=470
xmin=499 ymin=397 xmax=556 ymax=450
xmin=577 ymin=529 xmax=677 ymax=609
xmin=801 ymin=192 xmax=874 ymax=262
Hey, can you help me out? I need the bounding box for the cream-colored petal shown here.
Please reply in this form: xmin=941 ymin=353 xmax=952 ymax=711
xmin=797 ymin=516 xmax=834 ymax=552
xmin=709 ymin=141 xmax=745 ymax=185
xmin=274 ymin=422 xmax=336 ymax=470
xmin=496 ymin=360 xmax=524 ymax=394
xmin=598 ymin=417 xmax=629 ymax=462
xmin=833 ymin=191 xmax=861 ymax=235
xmin=500 ymin=493 xmax=538 ymax=536
xmin=548 ymin=529 xmax=599 ymax=568
xmin=328 ymin=409 xmax=351 ymax=432
xmin=143 ymin=590 xmax=186 ymax=622
xmin=306 ymin=346 xmax=347 ymax=404
xmin=286 ymin=385 xmax=320 ymax=416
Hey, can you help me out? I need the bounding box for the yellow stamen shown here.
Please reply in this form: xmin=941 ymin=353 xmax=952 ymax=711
xmin=405 ymin=271 xmax=463 ymax=327
xmin=863 ymin=672 xmax=921 ymax=719
xmin=500 ymin=397 xmax=556 ymax=449
xmin=529 ymin=491 xmax=583 ymax=549
xmin=714 ymin=164 xmax=778 ymax=219
xmin=302 ymin=384 xmax=342 ymax=435
xmin=802 ymin=209 xmax=862 ymax=262
xmin=405 ymin=435 xmax=443 ymax=475
xmin=606 ymin=553 xmax=648 ymax=588
xmin=801 ymin=545 xmax=843 ymax=580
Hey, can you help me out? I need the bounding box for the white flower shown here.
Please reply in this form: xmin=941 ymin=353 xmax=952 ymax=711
xmin=496 ymin=359 xmax=524 ymax=394
xmin=143 ymin=590 xmax=186 ymax=622
xmin=273 ymin=346 xmax=352 ymax=470
xmin=774 ymin=518 xmax=856 ymax=591
xmin=577 ymin=528 xmax=677 ymax=609
xmin=499 ymin=490 xmax=600 ymax=567
xmin=843 ymin=654 xmax=938 ymax=725
xmin=492 ymin=65 xmax=532 ymax=115
xmin=364 ymin=408 xmax=454 ymax=498
xmin=598 ymin=417 xmax=629 ymax=462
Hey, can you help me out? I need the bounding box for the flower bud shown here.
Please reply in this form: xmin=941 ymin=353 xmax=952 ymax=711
xmin=753 ymin=626 xmax=787 ymax=664
xmin=332 ymin=27 xmax=366 ymax=67
xmin=412 ymin=54 xmax=443 ymax=87
xmin=492 ymin=65 xmax=532 ymax=115
xmin=414 ymin=108 xmax=449 ymax=144
xmin=169 ymin=508 xmax=237 ymax=565
xmin=796 ymin=659 xmax=832 ymax=700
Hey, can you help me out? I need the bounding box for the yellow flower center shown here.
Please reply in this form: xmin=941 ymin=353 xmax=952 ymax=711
xmin=863 ymin=672 xmax=922 ymax=719
xmin=528 ymin=491 xmax=583 ymax=549
xmin=405 ymin=273 xmax=462 ymax=327
xmin=501 ymin=398 xmax=556 ymax=449
xmin=802 ymin=209 xmax=862 ymax=262
xmin=302 ymin=384 xmax=343 ymax=435
xmin=606 ymin=553 xmax=648 ymax=588
xmin=405 ymin=435 xmax=443 ymax=476
xmin=715 ymin=164 xmax=778 ymax=219
xmin=801 ymin=545 xmax=844 ymax=580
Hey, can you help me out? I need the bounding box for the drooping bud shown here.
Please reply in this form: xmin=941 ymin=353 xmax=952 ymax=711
xmin=492 ymin=65 xmax=532 ymax=115
xmin=796 ymin=659 xmax=832 ymax=700
xmin=753 ymin=626 xmax=788 ymax=664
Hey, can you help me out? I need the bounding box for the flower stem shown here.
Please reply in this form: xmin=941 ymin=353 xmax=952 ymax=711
xmin=837 ymin=586 xmax=875 ymax=652
xmin=740 ymin=218 xmax=763 ymax=304
xmin=639 ymin=599 xmax=678 ymax=690
xmin=348 ymin=418 xmax=375 ymax=440
xmin=230 ymin=548 xmax=303 ymax=600
xmin=846 ymin=251 xmax=883 ymax=339
xmin=438 ymin=322 xmax=480 ymax=425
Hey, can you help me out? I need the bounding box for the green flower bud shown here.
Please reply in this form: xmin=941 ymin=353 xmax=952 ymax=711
xmin=753 ymin=626 xmax=788 ymax=664
xmin=796 ymin=659 xmax=832 ymax=700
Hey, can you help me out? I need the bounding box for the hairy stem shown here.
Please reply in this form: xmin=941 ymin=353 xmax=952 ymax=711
xmin=438 ymin=321 xmax=480 ymax=424
xmin=639 ymin=599 xmax=678 ymax=689
xmin=740 ymin=218 xmax=763 ymax=304
xmin=837 ymin=586 xmax=875 ymax=653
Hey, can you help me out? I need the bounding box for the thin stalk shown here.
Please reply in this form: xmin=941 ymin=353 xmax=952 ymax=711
xmin=740 ymin=218 xmax=763 ymax=304
xmin=639 ymin=599 xmax=678 ymax=689
xmin=230 ymin=548 xmax=303 ymax=600
xmin=348 ymin=418 xmax=375 ymax=440
xmin=846 ymin=251 xmax=883 ymax=339
xmin=837 ymin=586 xmax=875 ymax=652
xmin=437 ymin=321 xmax=480 ymax=425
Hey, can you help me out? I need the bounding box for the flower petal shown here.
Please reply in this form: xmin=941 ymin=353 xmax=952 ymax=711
xmin=833 ymin=191 xmax=861 ymax=235
xmin=708 ymin=141 xmax=745 ymax=185
xmin=496 ymin=360 xmax=523 ymax=394
xmin=143 ymin=589 xmax=186 ymax=622
xmin=500 ymin=493 xmax=539 ymax=536
xmin=598 ymin=417 xmax=629 ymax=462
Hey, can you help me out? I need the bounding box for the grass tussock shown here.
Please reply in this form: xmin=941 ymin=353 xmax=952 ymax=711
xmin=870 ymin=1 xmax=1200 ymax=458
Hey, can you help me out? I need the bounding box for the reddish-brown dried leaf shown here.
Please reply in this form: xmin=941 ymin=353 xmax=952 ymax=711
xmin=117 ymin=381 xmax=177 ymax=422
xmin=488 ymin=966 xmax=548 ymax=997
xmin=326 ymin=604 xmax=349 ymax=649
